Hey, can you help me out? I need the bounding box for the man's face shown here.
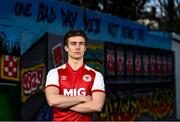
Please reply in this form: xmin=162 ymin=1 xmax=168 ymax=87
xmin=65 ymin=36 xmax=86 ymax=60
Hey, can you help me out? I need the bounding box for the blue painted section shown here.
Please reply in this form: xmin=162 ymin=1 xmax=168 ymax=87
xmin=0 ymin=0 xmax=171 ymax=55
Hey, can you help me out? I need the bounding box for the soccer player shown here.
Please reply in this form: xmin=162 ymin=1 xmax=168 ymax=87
xmin=45 ymin=29 xmax=106 ymax=121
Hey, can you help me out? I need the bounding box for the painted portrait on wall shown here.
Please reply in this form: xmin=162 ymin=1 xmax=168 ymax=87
xmin=134 ymin=48 xmax=142 ymax=77
xmin=142 ymin=51 xmax=149 ymax=77
xmin=106 ymin=49 xmax=115 ymax=76
xmin=150 ymin=52 xmax=156 ymax=77
xmin=162 ymin=54 xmax=167 ymax=77
xmin=116 ymin=45 xmax=125 ymax=76
xmin=105 ymin=44 xmax=115 ymax=77
xmin=167 ymin=54 xmax=173 ymax=76
xmin=156 ymin=52 xmax=162 ymax=77
xmin=126 ymin=48 xmax=133 ymax=76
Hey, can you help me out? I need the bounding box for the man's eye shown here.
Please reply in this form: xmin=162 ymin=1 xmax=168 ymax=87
xmin=71 ymin=42 xmax=76 ymax=45
xmin=80 ymin=42 xmax=85 ymax=45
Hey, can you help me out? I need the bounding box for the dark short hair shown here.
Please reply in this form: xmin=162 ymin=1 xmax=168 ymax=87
xmin=63 ymin=29 xmax=87 ymax=46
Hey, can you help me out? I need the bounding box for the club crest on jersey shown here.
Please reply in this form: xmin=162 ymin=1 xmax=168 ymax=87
xmin=83 ymin=74 xmax=92 ymax=82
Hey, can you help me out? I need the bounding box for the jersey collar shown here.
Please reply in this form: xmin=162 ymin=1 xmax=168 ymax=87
xmin=66 ymin=63 xmax=85 ymax=73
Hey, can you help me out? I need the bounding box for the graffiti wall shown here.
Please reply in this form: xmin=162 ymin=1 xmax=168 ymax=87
xmin=47 ymin=33 xmax=65 ymax=70
xmin=100 ymin=85 xmax=175 ymax=121
xmin=101 ymin=42 xmax=175 ymax=120
xmin=0 ymin=0 xmax=171 ymax=55
xmin=84 ymin=41 xmax=104 ymax=74
xmin=0 ymin=0 xmax=176 ymax=121
xmin=104 ymin=43 xmax=174 ymax=82
xmin=20 ymin=33 xmax=65 ymax=120
xmin=0 ymin=54 xmax=20 ymax=120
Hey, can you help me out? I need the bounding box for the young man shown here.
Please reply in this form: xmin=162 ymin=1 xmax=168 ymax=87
xmin=45 ymin=29 xmax=106 ymax=121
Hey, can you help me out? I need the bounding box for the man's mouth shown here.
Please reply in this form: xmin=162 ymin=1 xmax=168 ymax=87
xmin=74 ymin=52 xmax=80 ymax=54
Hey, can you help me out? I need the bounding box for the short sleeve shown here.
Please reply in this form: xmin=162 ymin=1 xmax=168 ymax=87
xmin=45 ymin=68 xmax=59 ymax=87
xmin=91 ymin=71 xmax=105 ymax=92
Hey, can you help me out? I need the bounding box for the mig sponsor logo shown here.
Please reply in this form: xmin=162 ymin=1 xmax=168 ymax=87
xmin=64 ymin=88 xmax=86 ymax=96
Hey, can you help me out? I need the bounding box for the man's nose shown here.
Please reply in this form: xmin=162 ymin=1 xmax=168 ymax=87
xmin=75 ymin=43 xmax=80 ymax=49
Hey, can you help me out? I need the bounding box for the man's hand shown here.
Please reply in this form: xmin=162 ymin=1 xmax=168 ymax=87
xmin=45 ymin=86 xmax=92 ymax=109
xmin=70 ymin=92 xmax=106 ymax=113
xmin=79 ymin=95 xmax=92 ymax=103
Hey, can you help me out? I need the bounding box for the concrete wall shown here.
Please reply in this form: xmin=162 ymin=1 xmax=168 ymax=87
xmin=172 ymin=33 xmax=180 ymax=120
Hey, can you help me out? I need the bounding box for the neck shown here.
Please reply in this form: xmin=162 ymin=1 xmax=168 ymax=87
xmin=67 ymin=58 xmax=84 ymax=71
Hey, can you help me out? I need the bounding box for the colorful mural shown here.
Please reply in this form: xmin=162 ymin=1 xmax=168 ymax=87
xmin=84 ymin=42 xmax=104 ymax=74
xmin=21 ymin=63 xmax=46 ymax=102
xmin=104 ymin=43 xmax=174 ymax=82
xmin=52 ymin=43 xmax=64 ymax=68
xmin=0 ymin=0 xmax=171 ymax=55
xmin=0 ymin=0 xmax=176 ymax=121
xmin=0 ymin=55 xmax=20 ymax=81
xmin=100 ymin=87 xmax=175 ymax=121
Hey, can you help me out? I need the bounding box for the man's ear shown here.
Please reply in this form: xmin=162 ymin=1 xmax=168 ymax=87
xmin=64 ymin=46 xmax=68 ymax=52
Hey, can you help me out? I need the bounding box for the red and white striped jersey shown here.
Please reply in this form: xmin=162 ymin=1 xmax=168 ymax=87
xmin=45 ymin=63 xmax=105 ymax=121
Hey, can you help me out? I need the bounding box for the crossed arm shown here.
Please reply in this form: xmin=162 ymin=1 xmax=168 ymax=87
xmin=45 ymin=86 xmax=106 ymax=113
